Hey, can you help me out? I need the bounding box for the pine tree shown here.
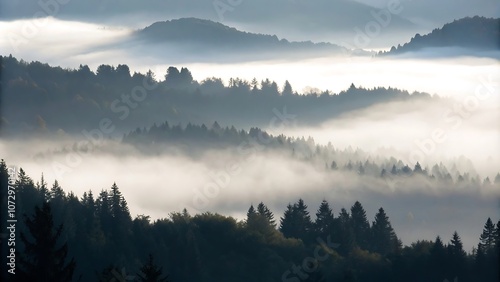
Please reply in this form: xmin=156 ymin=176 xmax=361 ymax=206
xmin=137 ymin=254 xmax=169 ymax=282
xmin=50 ymin=180 xmax=65 ymax=200
xmin=414 ymin=162 xmax=423 ymax=173
xmin=350 ymin=201 xmax=370 ymax=250
xmin=96 ymin=189 xmax=112 ymax=235
xmin=36 ymin=174 xmax=50 ymax=202
xmin=336 ymin=207 xmax=353 ymax=255
xmin=446 ymin=231 xmax=467 ymax=279
xmin=18 ymin=202 xmax=76 ymax=281
xmin=495 ymin=220 xmax=500 ymax=249
xmin=257 ymin=202 xmax=276 ymax=228
xmin=282 ymin=80 xmax=293 ymax=96
xmin=246 ymin=204 xmax=256 ymax=221
xmin=430 ymin=236 xmax=447 ymax=280
xmin=279 ymin=200 xmax=312 ymax=242
xmin=371 ymin=207 xmax=399 ymax=255
xmin=449 ymin=231 xmax=466 ymax=258
xmin=479 ymin=217 xmax=496 ymax=254
xmin=314 ymin=200 xmax=334 ymax=238
xmin=279 ymin=203 xmax=296 ymax=238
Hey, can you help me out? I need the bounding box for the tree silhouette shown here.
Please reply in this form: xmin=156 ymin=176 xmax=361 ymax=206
xmin=256 ymin=202 xmax=276 ymax=228
xmin=282 ymin=80 xmax=293 ymax=96
xmin=280 ymin=199 xmax=312 ymax=242
xmin=350 ymin=201 xmax=370 ymax=250
xmin=479 ymin=217 xmax=496 ymax=254
xmin=18 ymin=202 xmax=76 ymax=281
xmin=371 ymin=207 xmax=399 ymax=255
xmin=314 ymin=199 xmax=335 ymax=239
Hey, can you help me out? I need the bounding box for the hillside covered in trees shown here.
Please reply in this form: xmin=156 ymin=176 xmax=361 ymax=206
xmin=381 ymin=16 xmax=500 ymax=56
xmin=133 ymin=18 xmax=345 ymax=58
xmin=0 ymin=55 xmax=432 ymax=137
xmin=0 ymin=160 xmax=499 ymax=282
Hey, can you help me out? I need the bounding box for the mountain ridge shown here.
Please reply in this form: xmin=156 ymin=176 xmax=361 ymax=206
xmin=133 ymin=17 xmax=346 ymax=54
xmin=380 ymin=16 xmax=500 ymax=56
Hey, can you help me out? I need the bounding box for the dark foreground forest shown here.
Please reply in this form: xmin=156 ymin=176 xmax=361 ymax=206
xmin=0 ymin=160 xmax=498 ymax=282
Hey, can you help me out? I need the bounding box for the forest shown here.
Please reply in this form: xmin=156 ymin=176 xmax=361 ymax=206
xmin=0 ymin=160 xmax=498 ymax=282
xmin=0 ymin=55 xmax=432 ymax=137
xmin=2 ymin=1 xmax=499 ymax=281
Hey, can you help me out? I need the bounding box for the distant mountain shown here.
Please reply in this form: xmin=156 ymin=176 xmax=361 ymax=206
xmin=1 ymin=0 xmax=417 ymax=42
xmin=381 ymin=16 xmax=500 ymax=56
xmin=133 ymin=18 xmax=346 ymax=56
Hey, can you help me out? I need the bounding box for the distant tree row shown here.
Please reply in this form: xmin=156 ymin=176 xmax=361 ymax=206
xmin=1 ymin=160 xmax=498 ymax=281
xmin=1 ymin=54 xmax=431 ymax=136
xmin=121 ymin=120 xmax=500 ymax=186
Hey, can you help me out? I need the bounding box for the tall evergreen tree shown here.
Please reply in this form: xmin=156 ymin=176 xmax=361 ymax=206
xmin=350 ymin=201 xmax=370 ymax=250
xmin=279 ymin=199 xmax=312 ymax=242
xmin=256 ymin=202 xmax=276 ymax=228
xmin=314 ymin=200 xmax=335 ymax=238
xmin=18 ymin=202 xmax=76 ymax=281
xmin=448 ymin=231 xmax=466 ymax=258
xmin=371 ymin=207 xmax=399 ymax=255
xmin=478 ymin=217 xmax=496 ymax=254
xmin=279 ymin=203 xmax=296 ymax=238
xmin=282 ymin=80 xmax=293 ymax=96
xmin=36 ymin=174 xmax=50 ymax=202
xmin=246 ymin=204 xmax=256 ymax=222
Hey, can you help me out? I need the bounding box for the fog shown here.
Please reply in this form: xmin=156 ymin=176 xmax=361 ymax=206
xmin=1 ymin=85 xmax=499 ymax=252
xmin=1 ymin=132 xmax=499 ymax=252
xmin=1 ymin=17 xmax=499 ymax=254
xmin=1 ymin=18 xmax=499 ymax=98
xmin=274 ymin=97 xmax=500 ymax=176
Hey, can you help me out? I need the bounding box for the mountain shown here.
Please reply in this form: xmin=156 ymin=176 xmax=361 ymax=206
xmin=1 ymin=0 xmax=417 ymax=37
xmin=133 ymin=18 xmax=346 ymax=56
xmin=381 ymin=16 xmax=500 ymax=56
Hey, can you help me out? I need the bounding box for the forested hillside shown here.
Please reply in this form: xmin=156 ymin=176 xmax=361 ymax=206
xmin=381 ymin=16 xmax=500 ymax=55
xmin=0 ymin=160 xmax=498 ymax=282
xmin=0 ymin=55 xmax=431 ymax=137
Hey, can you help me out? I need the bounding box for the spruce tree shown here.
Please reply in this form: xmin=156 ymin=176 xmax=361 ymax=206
xmin=256 ymin=202 xmax=276 ymax=228
xmin=371 ymin=207 xmax=399 ymax=255
xmin=314 ymin=200 xmax=334 ymax=238
xmin=36 ymin=174 xmax=50 ymax=202
xmin=479 ymin=217 xmax=496 ymax=254
xmin=279 ymin=203 xmax=296 ymax=238
xmin=18 ymin=202 xmax=76 ymax=281
xmin=350 ymin=201 xmax=370 ymax=250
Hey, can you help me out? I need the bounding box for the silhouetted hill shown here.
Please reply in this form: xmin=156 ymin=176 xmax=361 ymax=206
xmin=381 ymin=16 xmax=500 ymax=56
xmin=0 ymin=55 xmax=433 ymax=137
xmin=134 ymin=18 xmax=345 ymax=54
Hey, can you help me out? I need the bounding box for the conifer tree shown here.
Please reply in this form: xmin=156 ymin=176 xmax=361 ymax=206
xmin=314 ymin=199 xmax=335 ymax=238
xmin=479 ymin=217 xmax=496 ymax=254
xmin=256 ymin=202 xmax=276 ymax=227
xmin=371 ymin=207 xmax=399 ymax=255
xmin=350 ymin=201 xmax=370 ymax=250
xmin=18 ymin=202 xmax=76 ymax=281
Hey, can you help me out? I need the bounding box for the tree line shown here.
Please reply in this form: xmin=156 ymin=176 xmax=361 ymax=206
xmin=0 ymin=160 xmax=498 ymax=281
xmin=120 ymin=120 xmax=499 ymax=186
xmin=1 ymin=55 xmax=431 ymax=137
